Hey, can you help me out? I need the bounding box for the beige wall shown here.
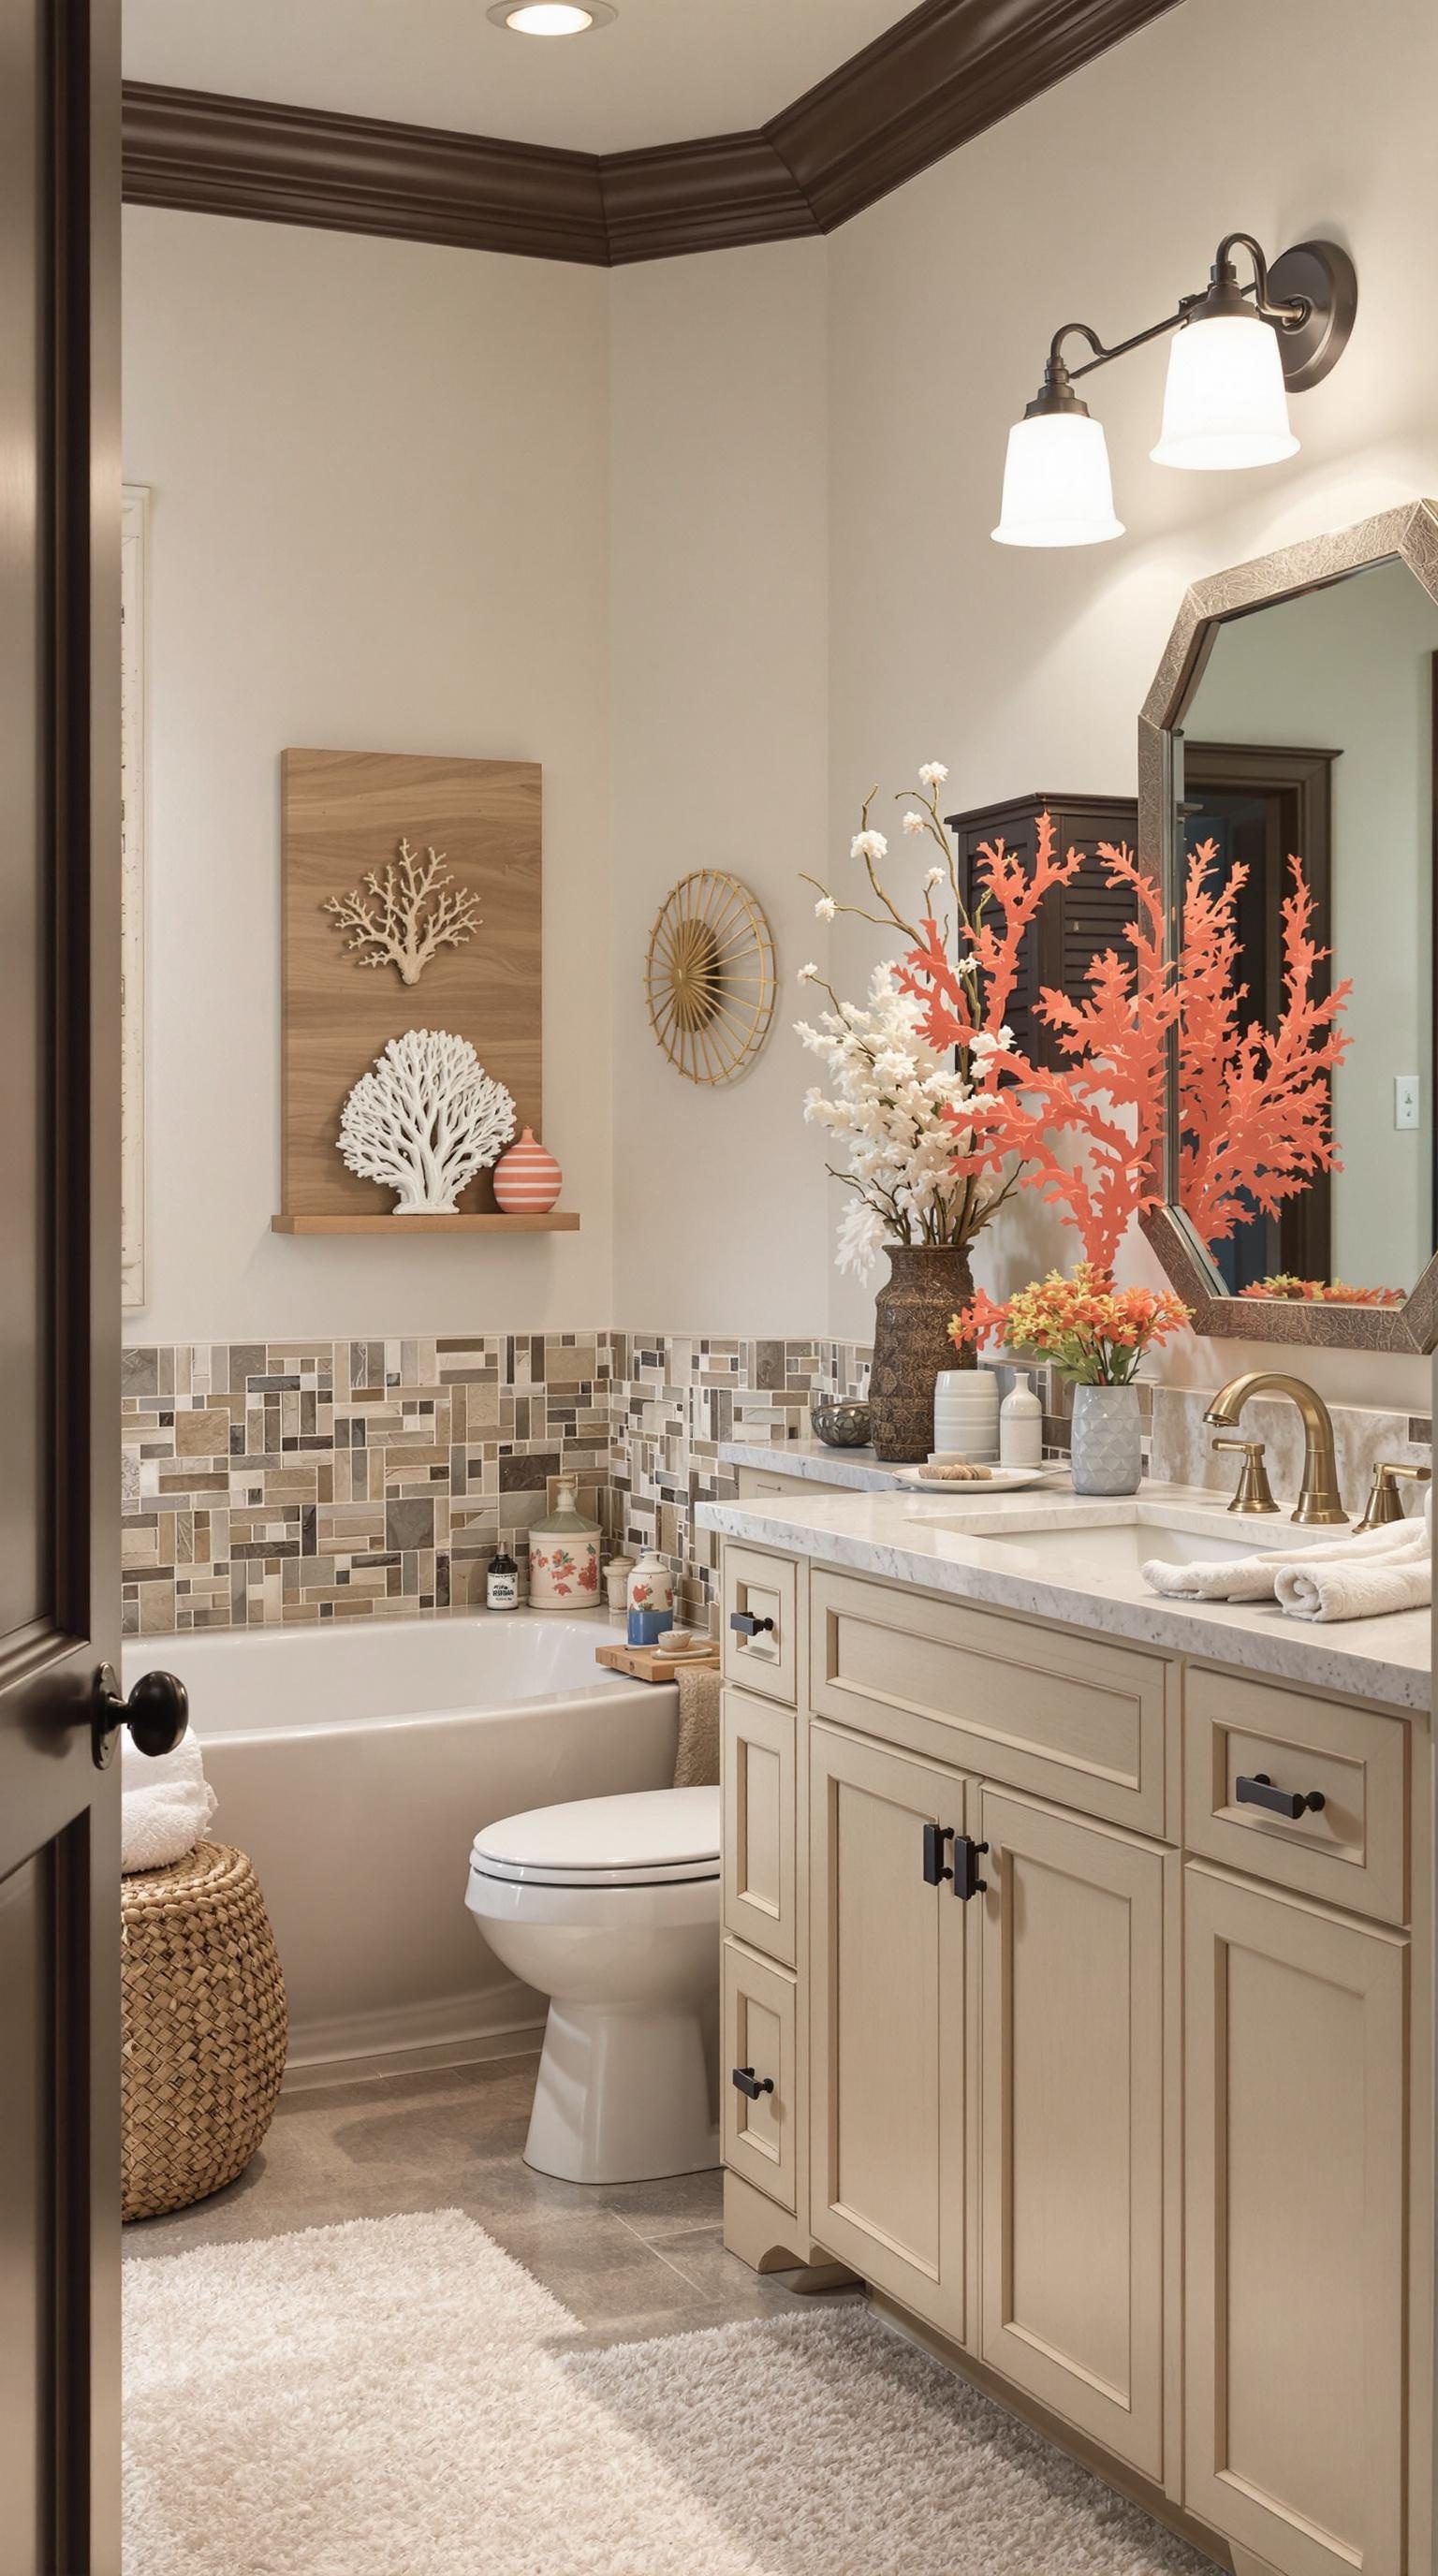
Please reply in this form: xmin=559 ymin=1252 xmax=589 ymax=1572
xmin=822 ymin=0 xmax=1438 ymax=1408
xmin=609 ymin=243 xmax=832 ymax=1334
xmin=123 ymin=208 xmax=612 ymax=1342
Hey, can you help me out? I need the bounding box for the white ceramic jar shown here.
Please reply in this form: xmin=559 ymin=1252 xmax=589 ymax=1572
xmin=932 ymin=1367 xmax=1000 ymax=1464
xmin=626 ymin=1549 xmax=675 ymax=1646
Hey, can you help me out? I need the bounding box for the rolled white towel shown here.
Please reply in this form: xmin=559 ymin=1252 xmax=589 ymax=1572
xmin=1142 ymin=1512 xmax=1427 ymax=1603
xmin=1274 ymin=1551 xmax=1431 ymax=1623
xmin=121 ymin=1726 xmax=217 ymax=1874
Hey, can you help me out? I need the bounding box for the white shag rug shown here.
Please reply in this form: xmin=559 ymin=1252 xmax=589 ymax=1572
xmin=124 ymin=2211 xmax=1210 ymax=2576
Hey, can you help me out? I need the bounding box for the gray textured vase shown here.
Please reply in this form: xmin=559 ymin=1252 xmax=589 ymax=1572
xmin=870 ymin=1244 xmax=976 ymax=1464
xmin=1069 ymin=1383 xmax=1142 ymax=1496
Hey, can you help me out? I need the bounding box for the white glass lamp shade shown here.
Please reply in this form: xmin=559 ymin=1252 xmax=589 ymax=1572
xmin=990 ymin=411 xmax=1123 ymax=548
xmin=1150 ymin=313 xmax=1299 ymax=470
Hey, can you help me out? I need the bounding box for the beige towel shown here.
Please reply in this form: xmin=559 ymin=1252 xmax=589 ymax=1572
xmin=673 ymin=1664 xmax=720 ymax=1788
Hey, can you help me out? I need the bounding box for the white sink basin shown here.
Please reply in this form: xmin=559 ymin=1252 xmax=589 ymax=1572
xmin=922 ymin=1503 xmax=1337 ymax=1584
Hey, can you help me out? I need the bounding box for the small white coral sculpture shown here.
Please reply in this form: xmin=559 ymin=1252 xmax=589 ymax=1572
xmin=338 ymin=1029 xmax=516 ymax=1214
xmin=324 ymin=840 xmax=481 ymax=986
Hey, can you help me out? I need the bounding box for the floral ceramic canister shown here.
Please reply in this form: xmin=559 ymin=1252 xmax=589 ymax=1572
xmin=492 ymin=1127 xmax=562 ymax=1215
xmin=528 ymin=1481 xmax=601 ymax=1611
xmin=626 ymin=1548 xmax=674 ymax=1647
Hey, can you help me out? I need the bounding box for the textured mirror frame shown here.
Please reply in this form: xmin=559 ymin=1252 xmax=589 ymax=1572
xmin=1137 ymin=497 xmax=1438 ymax=1354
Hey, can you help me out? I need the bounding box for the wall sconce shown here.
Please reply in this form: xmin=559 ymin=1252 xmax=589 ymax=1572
xmin=992 ymin=235 xmax=1357 ymax=549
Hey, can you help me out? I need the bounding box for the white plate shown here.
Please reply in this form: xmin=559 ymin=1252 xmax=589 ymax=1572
xmin=895 ymin=1464 xmax=1066 ymax=1494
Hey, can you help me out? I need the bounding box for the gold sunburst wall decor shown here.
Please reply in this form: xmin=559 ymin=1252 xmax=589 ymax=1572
xmin=645 ymin=871 xmax=776 ymax=1085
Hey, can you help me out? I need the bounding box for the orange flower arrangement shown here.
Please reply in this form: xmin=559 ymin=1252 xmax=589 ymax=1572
xmin=954 ymin=1264 xmax=1192 ymax=1387
xmin=1238 ymin=1273 xmax=1405 ymax=1309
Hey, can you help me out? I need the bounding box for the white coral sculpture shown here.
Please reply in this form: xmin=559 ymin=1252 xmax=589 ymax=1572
xmin=323 ymin=839 xmax=481 ymax=986
xmin=338 ymin=1029 xmax=516 ymax=1214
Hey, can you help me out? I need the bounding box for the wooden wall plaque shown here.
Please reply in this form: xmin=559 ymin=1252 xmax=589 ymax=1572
xmin=280 ymin=747 xmax=541 ymax=1219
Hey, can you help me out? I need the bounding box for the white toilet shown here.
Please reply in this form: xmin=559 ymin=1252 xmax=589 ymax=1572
xmin=465 ymin=1784 xmax=722 ymax=2185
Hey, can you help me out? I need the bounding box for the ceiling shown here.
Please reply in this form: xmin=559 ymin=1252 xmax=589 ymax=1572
xmin=121 ymin=0 xmax=918 ymax=156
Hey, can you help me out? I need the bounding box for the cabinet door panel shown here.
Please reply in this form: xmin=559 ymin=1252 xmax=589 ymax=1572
xmin=722 ymin=1940 xmax=798 ymax=2214
xmin=979 ymin=1791 xmax=1166 ymax=2479
xmin=809 ymin=1723 xmax=969 ymax=2343
xmin=722 ymin=1689 xmax=796 ymax=1966
xmin=1184 ymin=1865 xmax=1405 ymax=2576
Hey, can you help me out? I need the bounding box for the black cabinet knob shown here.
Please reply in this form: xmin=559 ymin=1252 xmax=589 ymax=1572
xmin=731 ymin=2065 xmax=774 ymax=2100
xmin=1236 ymin=1771 xmax=1326 ymax=1822
xmin=729 ymin=1611 xmax=775 ymax=1638
xmin=92 ymin=1663 xmax=189 ymax=1771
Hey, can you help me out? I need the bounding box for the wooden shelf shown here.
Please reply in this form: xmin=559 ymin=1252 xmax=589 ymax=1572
xmin=271 ymin=1211 xmax=580 ymax=1236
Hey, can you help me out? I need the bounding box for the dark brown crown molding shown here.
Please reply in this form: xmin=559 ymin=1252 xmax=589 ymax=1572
xmin=121 ymin=83 xmax=610 ymax=263
xmin=121 ymin=0 xmax=1181 ymax=268
xmin=769 ymin=0 xmax=1178 ymax=230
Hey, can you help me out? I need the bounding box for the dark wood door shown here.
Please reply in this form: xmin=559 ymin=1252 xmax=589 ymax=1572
xmin=0 ymin=2 xmax=122 ymax=2570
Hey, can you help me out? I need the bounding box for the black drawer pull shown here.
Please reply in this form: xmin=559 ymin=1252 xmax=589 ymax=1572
xmin=922 ymin=1822 xmax=956 ymax=1885
xmin=1236 ymin=1771 xmax=1326 ymax=1822
xmin=732 ymin=2065 xmax=774 ymax=2100
xmin=953 ymin=1836 xmax=990 ymax=1902
xmin=729 ymin=1610 xmax=775 ymax=1638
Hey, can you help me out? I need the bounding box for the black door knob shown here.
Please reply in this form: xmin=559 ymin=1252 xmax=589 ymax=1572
xmin=92 ymin=1662 xmax=189 ymax=1770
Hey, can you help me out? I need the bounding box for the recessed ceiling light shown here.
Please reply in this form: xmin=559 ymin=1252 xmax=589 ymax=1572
xmin=487 ymin=2 xmax=616 ymax=32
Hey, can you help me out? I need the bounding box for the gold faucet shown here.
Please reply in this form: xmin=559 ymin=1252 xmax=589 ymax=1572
xmin=1202 ymin=1372 xmax=1348 ymax=1525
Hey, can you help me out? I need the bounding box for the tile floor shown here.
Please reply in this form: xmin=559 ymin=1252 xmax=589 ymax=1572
xmin=124 ymin=2052 xmax=846 ymax=2349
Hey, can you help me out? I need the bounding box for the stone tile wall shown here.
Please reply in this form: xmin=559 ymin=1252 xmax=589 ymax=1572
xmin=122 ymin=1327 xmax=1123 ymax=1637
xmin=607 ymin=1333 xmax=874 ymax=1626
xmin=121 ymin=1334 xmax=613 ymax=1634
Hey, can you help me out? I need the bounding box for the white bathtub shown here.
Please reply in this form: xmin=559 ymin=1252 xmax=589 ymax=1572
xmin=123 ymin=1614 xmax=679 ymax=2083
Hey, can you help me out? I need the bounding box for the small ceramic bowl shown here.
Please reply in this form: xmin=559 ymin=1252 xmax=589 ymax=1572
xmin=812 ymin=1399 xmax=872 ymax=1449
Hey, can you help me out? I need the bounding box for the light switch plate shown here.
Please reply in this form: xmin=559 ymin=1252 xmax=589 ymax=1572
xmin=1395 ymin=1074 xmax=1421 ymax=1131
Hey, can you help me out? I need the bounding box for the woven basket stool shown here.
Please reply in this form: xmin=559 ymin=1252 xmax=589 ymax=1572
xmin=121 ymin=1839 xmax=288 ymax=2223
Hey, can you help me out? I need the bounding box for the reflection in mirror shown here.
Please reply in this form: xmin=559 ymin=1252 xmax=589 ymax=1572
xmin=1177 ymin=556 xmax=1438 ymax=1310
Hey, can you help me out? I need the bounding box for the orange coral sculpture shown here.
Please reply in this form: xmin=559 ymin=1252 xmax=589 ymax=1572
xmin=898 ymin=820 xmax=1177 ymax=1271
xmin=1178 ymin=842 xmax=1349 ymax=1244
xmin=898 ymin=821 xmax=1348 ymax=1270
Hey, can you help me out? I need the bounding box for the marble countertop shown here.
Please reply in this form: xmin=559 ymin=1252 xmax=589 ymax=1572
xmin=697 ymin=1480 xmax=1431 ymax=1713
xmin=719 ymin=1438 xmax=905 ymax=1493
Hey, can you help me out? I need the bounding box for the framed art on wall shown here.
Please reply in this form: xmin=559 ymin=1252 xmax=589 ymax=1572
xmin=277 ymin=746 xmax=543 ymax=1224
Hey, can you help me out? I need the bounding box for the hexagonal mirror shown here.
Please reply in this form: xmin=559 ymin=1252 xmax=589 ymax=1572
xmin=1138 ymin=499 xmax=1438 ymax=1351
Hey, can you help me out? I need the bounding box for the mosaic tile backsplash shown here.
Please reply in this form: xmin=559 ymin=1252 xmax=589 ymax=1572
xmin=121 ymin=1330 xmax=873 ymax=1634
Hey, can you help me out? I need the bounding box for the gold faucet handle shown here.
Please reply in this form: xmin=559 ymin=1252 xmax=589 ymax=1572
xmin=1211 ymin=1435 xmax=1280 ymax=1515
xmin=1356 ymin=1459 xmax=1432 ymax=1534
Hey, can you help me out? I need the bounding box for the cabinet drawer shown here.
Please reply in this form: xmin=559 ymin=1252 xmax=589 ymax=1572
xmin=722 ymin=1940 xmax=798 ymax=2214
xmin=736 ymin=1465 xmax=846 ymax=1499
xmin=811 ymin=1568 xmax=1167 ymax=1834
xmin=722 ymin=1544 xmax=798 ymax=1705
xmin=722 ymin=1688 xmax=796 ymax=1966
xmin=1184 ymin=1668 xmax=1407 ymax=1925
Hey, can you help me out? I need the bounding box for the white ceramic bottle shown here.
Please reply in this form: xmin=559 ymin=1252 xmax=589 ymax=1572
xmin=528 ymin=1481 xmax=602 ymax=1610
xmin=999 ymin=1368 xmax=1044 ymax=1469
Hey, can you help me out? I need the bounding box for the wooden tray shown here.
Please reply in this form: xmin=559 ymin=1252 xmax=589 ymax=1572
xmin=595 ymin=1639 xmax=720 ymax=1686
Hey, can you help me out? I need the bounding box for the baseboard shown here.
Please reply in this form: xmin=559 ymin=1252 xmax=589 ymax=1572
xmin=280 ymin=1983 xmax=546 ymax=2091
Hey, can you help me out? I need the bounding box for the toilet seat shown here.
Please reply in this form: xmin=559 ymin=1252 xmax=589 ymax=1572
xmin=469 ymin=1785 xmax=719 ymax=1891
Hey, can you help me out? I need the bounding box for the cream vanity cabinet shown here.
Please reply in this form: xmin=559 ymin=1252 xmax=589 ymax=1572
xmin=719 ymin=1541 xmax=1429 ymax=2576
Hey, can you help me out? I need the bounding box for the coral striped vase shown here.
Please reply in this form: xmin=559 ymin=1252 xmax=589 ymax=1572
xmin=492 ymin=1127 xmax=562 ymax=1215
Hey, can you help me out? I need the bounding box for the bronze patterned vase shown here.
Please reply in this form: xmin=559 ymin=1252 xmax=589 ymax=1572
xmin=870 ymin=1243 xmax=976 ymax=1463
